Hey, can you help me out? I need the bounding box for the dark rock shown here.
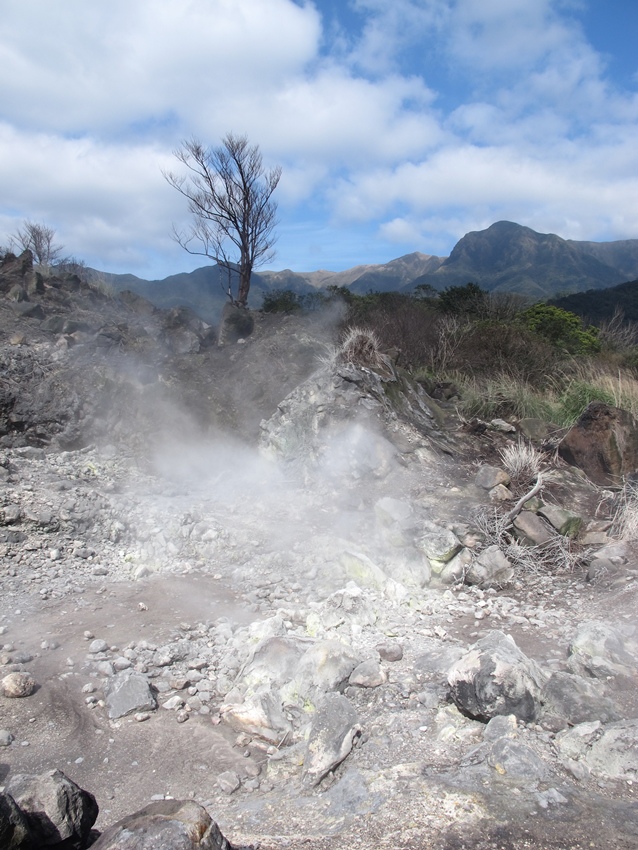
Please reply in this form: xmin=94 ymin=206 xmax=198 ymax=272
xmin=91 ymin=799 xmax=236 ymax=849
xmin=0 ymin=250 xmax=35 ymax=293
xmin=6 ymin=768 xmax=98 ymax=847
xmin=0 ymin=792 xmax=31 ymax=849
xmin=448 ymin=631 xmax=547 ymax=722
xmin=558 ymin=401 xmax=638 ymax=486
xmin=11 ymin=301 xmax=45 ymax=320
xmin=540 ymin=671 xmax=620 ymax=726
xmin=218 ymin=303 xmax=254 ymax=345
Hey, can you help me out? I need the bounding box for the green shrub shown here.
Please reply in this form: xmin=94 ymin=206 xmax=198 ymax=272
xmin=519 ymin=304 xmax=601 ymax=354
xmin=438 ymin=282 xmax=488 ymax=316
xmin=261 ymin=289 xmax=303 ymax=313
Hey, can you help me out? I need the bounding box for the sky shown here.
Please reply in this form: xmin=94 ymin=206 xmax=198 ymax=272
xmin=0 ymin=0 xmax=637 ymax=279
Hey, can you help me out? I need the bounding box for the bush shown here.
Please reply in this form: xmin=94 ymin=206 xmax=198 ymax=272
xmin=261 ymin=289 xmax=303 ymax=313
xmin=438 ymin=282 xmax=488 ymax=316
xmin=519 ymin=304 xmax=601 ymax=354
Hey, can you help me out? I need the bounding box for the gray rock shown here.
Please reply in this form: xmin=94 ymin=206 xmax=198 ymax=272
xmin=556 ymin=719 xmax=638 ymax=781
xmin=375 ymin=641 xmax=403 ymax=662
xmin=2 ymin=672 xmax=37 ymax=698
xmin=465 ymin=545 xmax=513 ymax=589
xmin=415 ymin=521 xmax=462 ymax=564
xmin=0 ymin=729 xmax=14 ymax=746
xmin=349 ymin=659 xmax=387 ymax=688
xmin=294 ymin=640 xmax=360 ymax=696
xmin=512 ymin=511 xmax=554 ymax=545
xmin=568 ymin=620 xmax=638 ymax=680
xmin=483 ymin=714 xmax=518 ymax=742
xmin=221 ymin=691 xmax=293 ymax=744
xmin=340 ymin=551 xmax=388 ymax=591
xmin=105 ymin=670 xmax=157 ymax=719
xmin=537 ymin=504 xmax=582 ymax=537
xmin=240 ymin=636 xmax=305 ymax=692
xmin=448 ymin=631 xmax=547 ymax=722
xmin=303 ymin=693 xmax=361 ymax=787
xmin=89 ymin=639 xmax=109 ymax=653
xmin=475 ymin=465 xmax=510 ymax=490
xmin=487 ymin=738 xmax=548 ymax=780
xmin=540 ymin=671 xmax=620 ymax=727
xmin=216 ymin=771 xmax=241 ymax=795
xmin=413 ymin=639 xmax=465 ymax=678
xmin=374 ymin=497 xmax=417 ymax=530
xmin=489 ymin=484 xmax=513 ymax=503
xmin=6 ymin=768 xmax=98 ymax=847
xmin=581 ymin=719 xmax=638 ymax=780
xmin=91 ymin=799 xmax=236 ymax=849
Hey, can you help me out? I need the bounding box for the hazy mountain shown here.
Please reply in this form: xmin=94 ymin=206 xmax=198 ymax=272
xmin=94 ymin=265 xmax=273 ymax=323
xmin=406 ymin=221 xmax=633 ymax=300
xmin=93 ymin=222 xmax=638 ymax=323
xmin=258 ymin=252 xmax=444 ymax=294
xmin=96 ymin=252 xmax=444 ymax=323
xmin=566 ymin=239 xmax=638 ymax=282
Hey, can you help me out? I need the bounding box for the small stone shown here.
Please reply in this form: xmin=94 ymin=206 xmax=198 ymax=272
xmin=89 ymin=639 xmax=108 ymax=654
xmin=162 ymin=695 xmax=185 ymax=710
xmin=376 ymin=641 xmax=403 ymax=662
xmin=96 ymin=661 xmax=114 ymax=677
xmin=134 ymin=712 xmax=151 ymax=722
xmin=217 ymin=770 xmax=241 ymax=795
xmin=176 ymin=710 xmax=190 ymax=723
xmin=349 ymin=659 xmax=387 ymax=688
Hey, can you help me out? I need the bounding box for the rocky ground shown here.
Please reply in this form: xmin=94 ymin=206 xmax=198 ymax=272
xmin=1 ymin=251 xmax=638 ymax=849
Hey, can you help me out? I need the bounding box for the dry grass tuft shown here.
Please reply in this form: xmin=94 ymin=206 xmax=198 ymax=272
xmin=337 ymin=326 xmax=384 ymax=368
xmin=611 ymin=479 xmax=638 ymax=542
xmin=498 ymin=440 xmax=543 ymax=488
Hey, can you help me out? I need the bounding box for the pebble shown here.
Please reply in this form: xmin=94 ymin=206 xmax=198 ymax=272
xmin=89 ymin=639 xmax=109 ymax=653
xmin=0 ymin=729 xmax=14 ymax=746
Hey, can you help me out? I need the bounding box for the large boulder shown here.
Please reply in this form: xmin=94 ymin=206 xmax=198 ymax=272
xmin=447 ymin=631 xmax=547 ymax=722
xmin=91 ymin=799 xmax=236 ymax=849
xmin=5 ymin=769 xmax=98 ymax=847
xmin=558 ymin=401 xmax=638 ymax=486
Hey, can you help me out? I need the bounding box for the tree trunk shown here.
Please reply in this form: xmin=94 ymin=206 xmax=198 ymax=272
xmin=237 ymin=262 xmax=251 ymax=306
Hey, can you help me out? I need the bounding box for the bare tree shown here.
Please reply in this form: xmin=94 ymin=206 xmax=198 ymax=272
xmin=165 ymin=133 xmax=282 ymax=307
xmin=10 ymin=220 xmax=64 ymax=271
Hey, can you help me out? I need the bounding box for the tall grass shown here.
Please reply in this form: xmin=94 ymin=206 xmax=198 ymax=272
xmin=453 ymin=372 xmax=557 ymax=422
xmin=452 ymin=364 xmax=638 ymax=428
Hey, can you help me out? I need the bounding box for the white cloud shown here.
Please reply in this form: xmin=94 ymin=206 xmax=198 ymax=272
xmin=0 ymin=0 xmax=637 ymax=276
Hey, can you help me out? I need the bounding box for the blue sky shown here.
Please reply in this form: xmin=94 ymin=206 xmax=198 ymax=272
xmin=0 ymin=0 xmax=637 ymax=279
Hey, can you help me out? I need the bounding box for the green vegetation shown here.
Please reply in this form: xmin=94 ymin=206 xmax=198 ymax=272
xmin=263 ymin=280 xmax=638 ymax=428
xmin=518 ymin=303 xmax=601 ymax=354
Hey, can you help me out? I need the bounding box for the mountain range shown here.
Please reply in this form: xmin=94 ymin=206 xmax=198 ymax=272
xmin=96 ymin=221 xmax=638 ymax=323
